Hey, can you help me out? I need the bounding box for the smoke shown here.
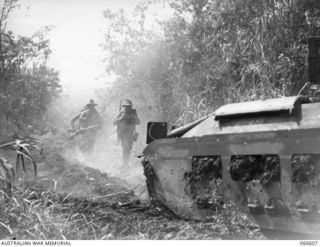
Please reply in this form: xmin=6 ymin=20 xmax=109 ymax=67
xmin=63 ymin=120 xmax=148 ymax=199
xmin=44 ymin=89 xmax=149 ymax=199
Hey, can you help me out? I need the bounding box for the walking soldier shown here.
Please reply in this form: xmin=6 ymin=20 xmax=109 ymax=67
xmin=113 ymin=99 xmax=140 ymax=162
xmin=70 ymin=99 xmax=102 ymax=153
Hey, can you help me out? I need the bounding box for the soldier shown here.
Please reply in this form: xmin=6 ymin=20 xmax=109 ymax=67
xmin=113 ymin=99 xmax=140 ymax=162
xmin=70 ymin=99 xmax=102 ymax=153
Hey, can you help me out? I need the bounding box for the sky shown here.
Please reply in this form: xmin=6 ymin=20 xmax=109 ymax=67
xmin=6 ymin=0 xmax=140 ymax=104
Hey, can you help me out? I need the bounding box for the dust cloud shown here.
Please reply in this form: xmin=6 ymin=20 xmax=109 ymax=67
xmin=43 ymin=90 xmax=149 ymax=199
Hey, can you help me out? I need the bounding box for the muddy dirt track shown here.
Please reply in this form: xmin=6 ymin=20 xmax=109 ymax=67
xmin=0 ymin=134 xmax=264 ymax=240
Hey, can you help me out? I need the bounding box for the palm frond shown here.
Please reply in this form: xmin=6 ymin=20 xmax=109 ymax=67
xmin=0 ymin=138 xmax=41 ymax=178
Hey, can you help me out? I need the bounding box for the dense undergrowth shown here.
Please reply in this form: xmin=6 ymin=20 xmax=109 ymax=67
xmin=0 ymin=134 xmax=264 ymax=240
xmin=100 ymin=0 xmax=320 ymax=128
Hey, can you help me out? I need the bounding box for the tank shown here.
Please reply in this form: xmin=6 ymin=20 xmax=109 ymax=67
xmin=141 ymin=37 xmax=320 ymax=239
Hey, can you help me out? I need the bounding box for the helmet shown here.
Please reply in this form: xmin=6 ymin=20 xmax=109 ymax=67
xmin=122 ymin=99 xmax=133 ymax=106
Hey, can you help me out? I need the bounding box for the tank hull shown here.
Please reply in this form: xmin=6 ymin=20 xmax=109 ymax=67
xmin=142 ymin=97 xmax=320 ymax=238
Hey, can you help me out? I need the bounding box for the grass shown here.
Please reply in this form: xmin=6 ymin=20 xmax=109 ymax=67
xmin=0 ymin=167 xmax=264 ymax=240
xmin=0 ymin=136 xmax=264 ymax=240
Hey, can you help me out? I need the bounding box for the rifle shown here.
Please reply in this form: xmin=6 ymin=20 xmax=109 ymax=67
xmin=69 ymin=124 xmax=100 ymax=139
